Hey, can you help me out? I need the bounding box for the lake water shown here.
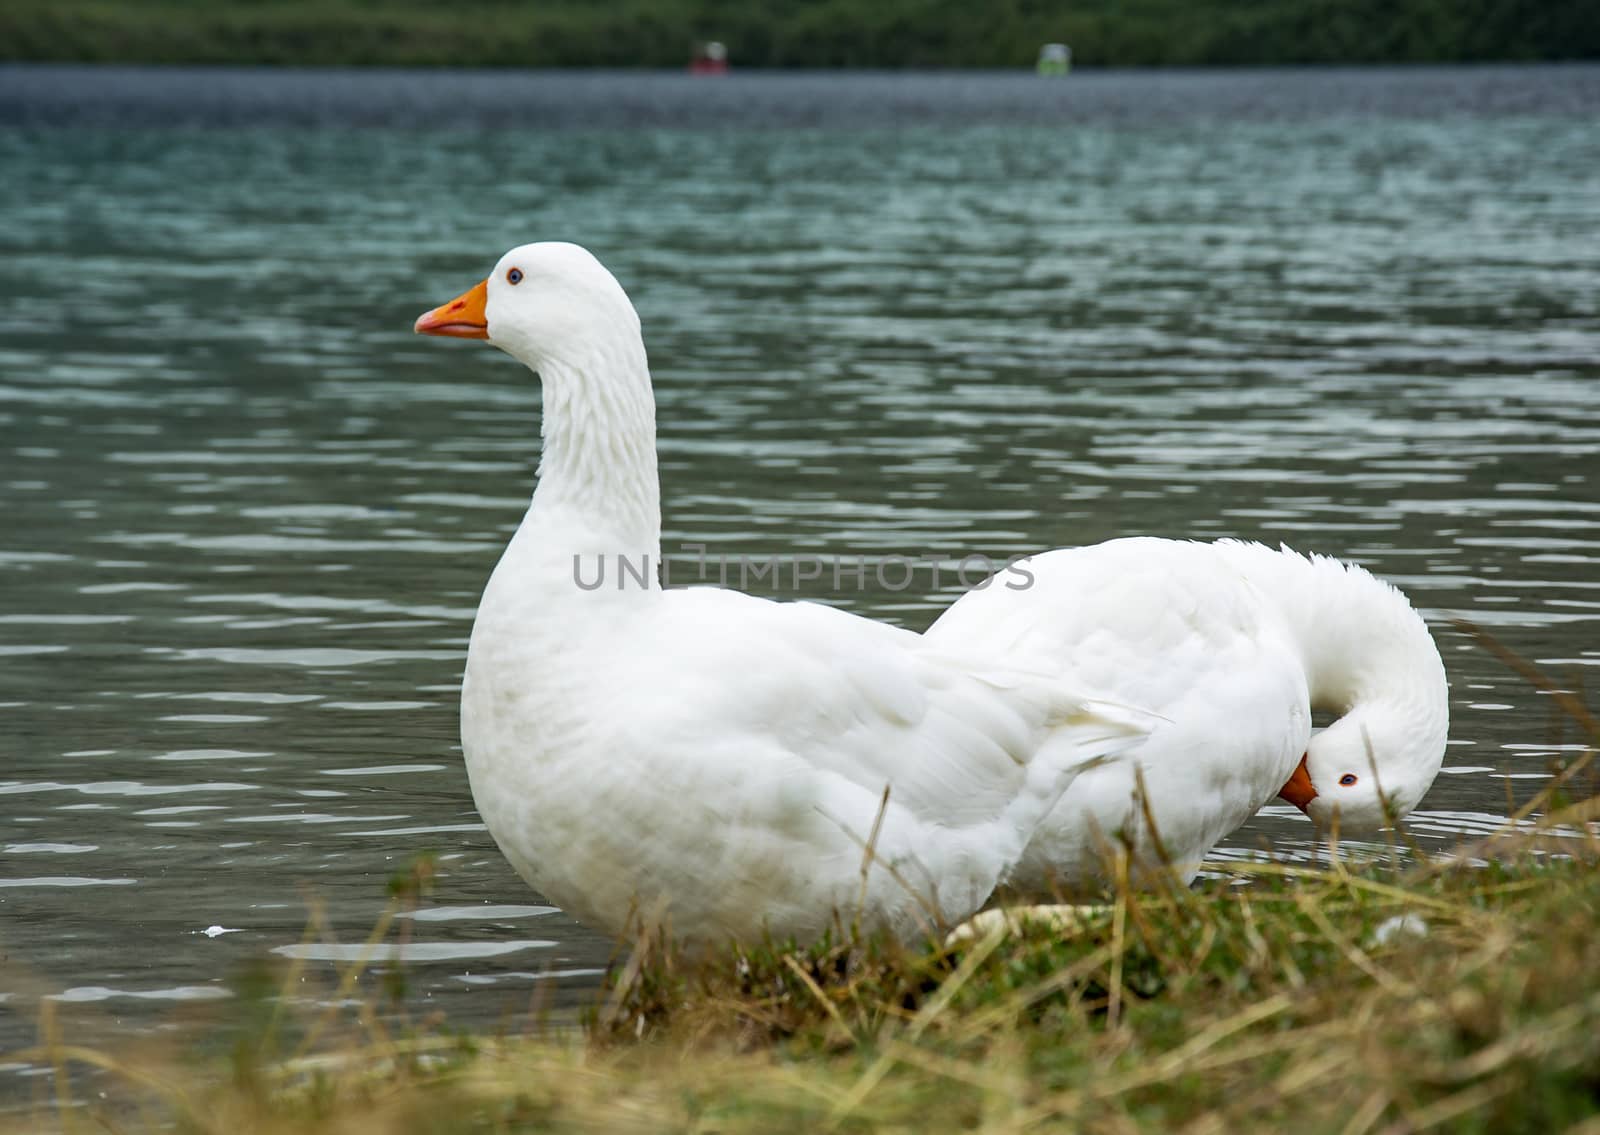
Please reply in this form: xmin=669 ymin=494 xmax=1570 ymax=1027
xmin=2 ymin=64 xmax=1598 ymax=1088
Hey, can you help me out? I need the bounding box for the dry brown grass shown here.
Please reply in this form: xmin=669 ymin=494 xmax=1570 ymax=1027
xmin=5 ymin=634 xmax=1598 ymax=1134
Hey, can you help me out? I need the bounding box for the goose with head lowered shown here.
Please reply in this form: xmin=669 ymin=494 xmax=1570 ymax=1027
xmin=414 ymin=243 xmax=1449 ymax=942
xmin=927 ymin=536 xmax=1448 ymax=895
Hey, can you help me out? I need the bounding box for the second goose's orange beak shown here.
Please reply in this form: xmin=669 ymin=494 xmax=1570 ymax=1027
xmin=415 ymin=279 xmax=489 ymax=338
xmin=1278 ymin=754 xmax=1317 ymax=813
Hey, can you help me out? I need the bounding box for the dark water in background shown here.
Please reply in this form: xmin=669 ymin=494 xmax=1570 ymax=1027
xmin=1 ymin=64 xmax=1598 ymax=1088
xmin=7 ymin=62 xmax=1600 ymax=128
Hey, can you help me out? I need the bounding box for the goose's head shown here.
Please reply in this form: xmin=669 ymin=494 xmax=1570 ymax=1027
xmin=414 ymin=242 xmax=639 ymax=367
xmin=1278 ymin=709 xmax=1446 ymax=834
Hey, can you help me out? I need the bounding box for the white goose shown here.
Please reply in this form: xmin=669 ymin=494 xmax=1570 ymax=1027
xmin=929 ymin=537 xmax=1449 ymax=895
xmin=415 ymin=243 xmax=1150 ymax=945
xmin=414 ymin=243 xmax=1449 ymax=943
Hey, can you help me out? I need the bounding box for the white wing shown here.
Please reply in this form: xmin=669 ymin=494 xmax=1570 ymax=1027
xmin=579 ymin=585 xmax=1149 ymax=939
xmin=928 ymin=538 xmax=1311 ymax=892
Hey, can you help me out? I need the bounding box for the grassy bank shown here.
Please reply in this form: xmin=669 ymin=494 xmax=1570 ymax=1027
xmin=2 ymin=0 xmax=1598 ymax=68
xmin=9 ymin=812 xmax=1600 ymax=1132
xmin=7 ymin=637 xmax=1598 ymax=1133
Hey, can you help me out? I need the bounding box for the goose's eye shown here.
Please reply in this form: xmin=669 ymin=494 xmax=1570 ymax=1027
xmin=506 ymin=268 xmax=524 ymax=285
xmin=1339 ymin=774 xmax=1358 ymax=787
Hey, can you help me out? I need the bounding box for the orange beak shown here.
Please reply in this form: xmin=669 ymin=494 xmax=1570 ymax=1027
xmin=414 ymin=279 xmax=490 ymax=339
xmin=1278 ymin=753 xmax=1317 ymax=813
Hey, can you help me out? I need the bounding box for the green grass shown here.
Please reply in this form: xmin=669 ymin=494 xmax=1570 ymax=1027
xmin=7 ymin=633 xmax=1599 ymax=1134
xmin=10 ymin=805 xmax=1600 ymax=1132
xmin=3 ymin=0 xmax=1598 ymax=68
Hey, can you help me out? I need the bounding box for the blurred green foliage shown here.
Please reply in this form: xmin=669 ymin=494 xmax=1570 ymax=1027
xmin=2 ymin=0 xmax=1597 ymax=67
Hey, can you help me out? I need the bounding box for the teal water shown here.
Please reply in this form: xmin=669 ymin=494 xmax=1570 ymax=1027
xmin=1 ymin=65 xmax=1598 ymax=1085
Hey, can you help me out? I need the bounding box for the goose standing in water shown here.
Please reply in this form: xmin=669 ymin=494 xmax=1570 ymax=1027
xmin=414 ymin=242 xmax=1448 ymax=942
xmin=415 ymin=243 xmax=1149 ymax=945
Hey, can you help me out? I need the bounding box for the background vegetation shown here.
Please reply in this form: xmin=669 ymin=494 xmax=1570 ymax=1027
xmin=2 ymin=0 xmax=1598 ymax=68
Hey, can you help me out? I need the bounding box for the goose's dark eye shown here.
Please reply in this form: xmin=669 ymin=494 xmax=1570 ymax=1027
xmin=506 ymin=267 xmax=524 ymax=285
xmin=1339 ymin=774 xmax=1358 ymax=787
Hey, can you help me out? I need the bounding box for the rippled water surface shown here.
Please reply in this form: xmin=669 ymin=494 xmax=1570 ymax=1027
xmin=2 ymin=64 xmax=1598 ymax=1081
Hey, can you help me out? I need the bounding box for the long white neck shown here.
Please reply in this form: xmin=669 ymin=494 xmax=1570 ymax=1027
xmin=525 ymin=331 xmax=662 ymax=568
xmin=1218 ymin=539 xmax=1449 ymax=762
